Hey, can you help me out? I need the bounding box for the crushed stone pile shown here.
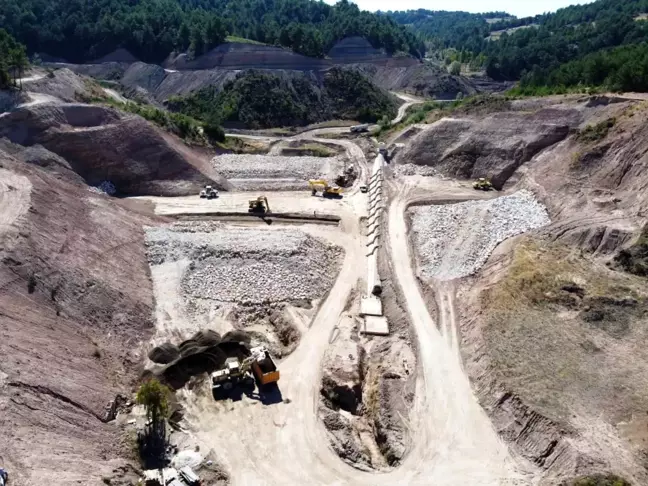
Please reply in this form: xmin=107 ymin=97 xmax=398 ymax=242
xmin=145 ymin=223 xmax=343 ymax=304
xmin=212 ymin=153 xmax=342 ymax=190
xmin=411 ymin=190 xmax=550 ymax=280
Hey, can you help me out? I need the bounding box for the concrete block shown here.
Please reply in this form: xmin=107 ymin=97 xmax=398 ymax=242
xmin=360 ymin=295 xmax=383 ymax=316
xmin=362 ymin=316 xmax=389 ymax=336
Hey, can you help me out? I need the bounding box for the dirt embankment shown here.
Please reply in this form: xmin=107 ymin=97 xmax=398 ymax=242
xmin=55 ymin=39 xmax=477 ymax=103
xmin=404 ymin=97 xmax=648 ymax=484
xmin=0 ymin=143 xmax=160 ymax=485
xmin=0 ymin=102 xmax=229 ymax=196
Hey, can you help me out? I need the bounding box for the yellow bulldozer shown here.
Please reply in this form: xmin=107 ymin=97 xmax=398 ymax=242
xmin=308 ymin=179 xmax=343 ymax=198
xmin=248 ymin=196 xmax=270 ymax=214
xmin=472 ymin=178 xmax=494 ymax=191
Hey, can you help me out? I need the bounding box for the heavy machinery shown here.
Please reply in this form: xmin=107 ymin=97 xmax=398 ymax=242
xmin=472 ymin=178 xmax=494 ymax=191
xmin=308 ymin=179 xmax=343 ymax=198
xmin=248 ymin=196 xmax=270 ymax=214
xmin=199 ymin=185 xmax=218 ymax=199
xmin=0 ymin=468 xmax=7 ymax=486
xmin=211 ymin=346 xmax=280 ymax=399
xmin=211 ymin=357 xmax=255 ymax=398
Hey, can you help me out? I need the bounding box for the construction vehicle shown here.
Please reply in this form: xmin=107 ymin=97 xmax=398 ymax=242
xmin=350 ymin=124 xmax=369 ymax=133
xmin=308 ymin=179 xmax=343 ymax=198
xmin=211 ymin=357 xmax=255 ymax=399
xmin=359 ymin=185 xmax=368 ymax=193
xmin=199 ymin=185 xmax=219 ymax=199
xmin=250 ymin=346 xmax=280 ymax=386
xmin=0 ymin=468 xmax=7 ymax=486
xmin=211 ymin=346 xmax=279 ymax=399
xmin=378 ymin=143 xmax=388 ymax=157
xmin=472 ymin=178 xmax=494 ymax=191
xmin=248 ymin=196 xmax=270 ymax=214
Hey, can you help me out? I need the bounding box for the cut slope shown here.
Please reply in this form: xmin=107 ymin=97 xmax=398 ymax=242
xmin=0 ymin=146 xmax=158 ymax=485
xmin=0 ymin=102 xmax=229 ymax=195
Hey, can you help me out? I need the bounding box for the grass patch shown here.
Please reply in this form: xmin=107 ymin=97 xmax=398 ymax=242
xmin=563 ymin=474 xmax=631 ymax=486
xmin=577 ymin=118 xmax=616 ymax=143
xmin=225 ymin=35 xmax=267 ymax=45
xmin=615 ymin=225 xmax=648 ymax=277
xmin=216 ymin=136 xmax=269 ymax=154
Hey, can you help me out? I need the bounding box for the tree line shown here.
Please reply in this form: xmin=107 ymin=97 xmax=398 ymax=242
xmin=0 ymin=0 xmax=424 ymax=64
xmin=0 ymin=29 xmax=28 ymax=89
xmin=388 ymin=0 xmax=648 ymax=92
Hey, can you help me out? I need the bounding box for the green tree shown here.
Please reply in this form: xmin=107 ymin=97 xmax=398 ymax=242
xmin=137 ymin=378 xmax=170 ymax=428
xmin=449 ymin=60 xmax=462 ymax=75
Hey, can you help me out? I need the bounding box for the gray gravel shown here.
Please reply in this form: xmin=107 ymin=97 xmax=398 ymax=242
xmin=212 ymin=153 xmax=343 ymax=191
xmin=145 ymin=223 xmax=343 ymax=304
xmin=410 ymin=190 xmax=550 ymax=280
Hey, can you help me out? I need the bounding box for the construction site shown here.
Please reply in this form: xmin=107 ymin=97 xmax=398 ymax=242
xmin=3 ymin=66 xmax=648 ymax=486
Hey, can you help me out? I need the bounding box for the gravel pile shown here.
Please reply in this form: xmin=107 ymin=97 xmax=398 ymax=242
xmin=395 ymin=163 xmax=439 ymax=177
xmin=145 ymin=223 xmax=343 ymax=304
xmin=410 ymin=190 xmax=550 ymax=280
xmin=212 ymin=153 xmax=342 ymax=190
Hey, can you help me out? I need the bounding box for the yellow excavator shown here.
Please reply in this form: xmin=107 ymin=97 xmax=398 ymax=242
xmin=248 ymin=196 xmax=270 ymax=214
xmin=308 ymin=179 xmax=343 ymax=198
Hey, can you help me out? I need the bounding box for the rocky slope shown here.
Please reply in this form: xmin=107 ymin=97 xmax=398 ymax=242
xmin=53 ymin=40 xmax=476 ymax=103
xmin=0 ymin=142 xmax=159 ymax=485
xmin=405 ymin=95 xmax=648 ymax=483
xmin=0 ymin=102 xmax=228 ymax=196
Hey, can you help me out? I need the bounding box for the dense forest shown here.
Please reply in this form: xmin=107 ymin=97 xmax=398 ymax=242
xmin=389 ymin=0 xmax=648 ymax=90
xmin=167 ymin=67 xmax=397 ymax=128
xmin=0 ymin=0 xmax=423 ymax=63
xmin=0 ymin=29 xmax=27 ymax=89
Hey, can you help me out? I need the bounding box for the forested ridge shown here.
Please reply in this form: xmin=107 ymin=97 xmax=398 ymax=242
xmin=0 ymin=28 xmax=27 ymax=89
xmin=388 ymin=0 xmax=648 ymax=92
xmin=167 ymin=67 xmax=398 ymax=128
xmin=0 ymin=0 xmax=424 ymax=63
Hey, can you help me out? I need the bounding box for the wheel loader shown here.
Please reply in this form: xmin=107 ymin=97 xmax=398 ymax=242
xmin=308 ymin=179 xmax=343 ymax=198
xmin=199 ymin=185 xmax=219 ymax=199
xmin=472 ymin=178 xmax=494 ymax=191
xmin=210 ymin=346 xmax=280 ymax=399
xmin=248 ymin=196 xmax=270 ymax=214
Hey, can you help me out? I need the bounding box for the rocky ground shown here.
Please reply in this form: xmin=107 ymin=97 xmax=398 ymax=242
xmin=410 ymin=190 xmax=550 ymax=280
xmin=145 ymin=222 xmax=343 ymax=356
xmin=211 ymin=153 xmax=345 ymax=191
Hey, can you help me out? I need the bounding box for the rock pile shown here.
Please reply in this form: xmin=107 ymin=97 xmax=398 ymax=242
xmin=145 ymin=224 xmax=343 ymax=304
xmin=212 ymin=153 xmax=341 ymax=191
xmin=411 ymin=190 xmax=550 ymax=280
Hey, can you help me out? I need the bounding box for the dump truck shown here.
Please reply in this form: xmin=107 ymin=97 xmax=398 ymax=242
xmin=308 ymin=179 xmax=343 ymax=198
xmin=248 ymin=196 xmax=270 ymax=214
xmin=472 ymin=178 xmax=494 ymax=191
xmin=199 ymin=185 xmax=219 ymax=199
xmin=250 ymin=346 xmax=280 ymax=386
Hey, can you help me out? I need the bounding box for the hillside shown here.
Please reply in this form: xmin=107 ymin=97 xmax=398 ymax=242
xmin=0 ymin=0 xmax=423 ymax=64
xmin=167 ymin=67 xmax=399 ymax=128
xmin=389 ymin=0 xmax=648 ymax=92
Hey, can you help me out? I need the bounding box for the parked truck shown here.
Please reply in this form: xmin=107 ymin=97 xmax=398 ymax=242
xmin=250 ymin=346 xmax=280 ymax=386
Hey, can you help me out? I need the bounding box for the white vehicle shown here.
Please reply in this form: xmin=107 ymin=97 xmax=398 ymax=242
xmin=350 ymin=124 xmax=369 ymax=133
xmin=199 ymin=185 xmax=218 ymax=199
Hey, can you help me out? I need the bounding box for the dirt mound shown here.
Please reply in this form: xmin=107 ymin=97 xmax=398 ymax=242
xmin=0 ymin=102 xmax=229 ymax=195
xmin=93 ymin=48 xmax=139 ymax=64
xmin=352 ymin=59 xmax=476 ymax=99
xmin=24 ymin=68 xmax=92 ymax=102
xmin=157 ymin=330 xmax=252 ymax=390
xmin=0 ymin=145 xmax=160 ymax=485
xmin=167 ymin=42 xmax=331 ymax=71
xmin=328 ymin=37 xmax=389 ymax=63
xmin=396 ymin=108 xmax=581 ymax=188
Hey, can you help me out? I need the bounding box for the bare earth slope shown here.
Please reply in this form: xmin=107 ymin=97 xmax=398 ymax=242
xmin=0 ymin=103 xmax=229 ymax=195
xmin=0 ymin=144 xmax=161 ymax=485
xmin=403 ymin=95 xmax=648 ymax=483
